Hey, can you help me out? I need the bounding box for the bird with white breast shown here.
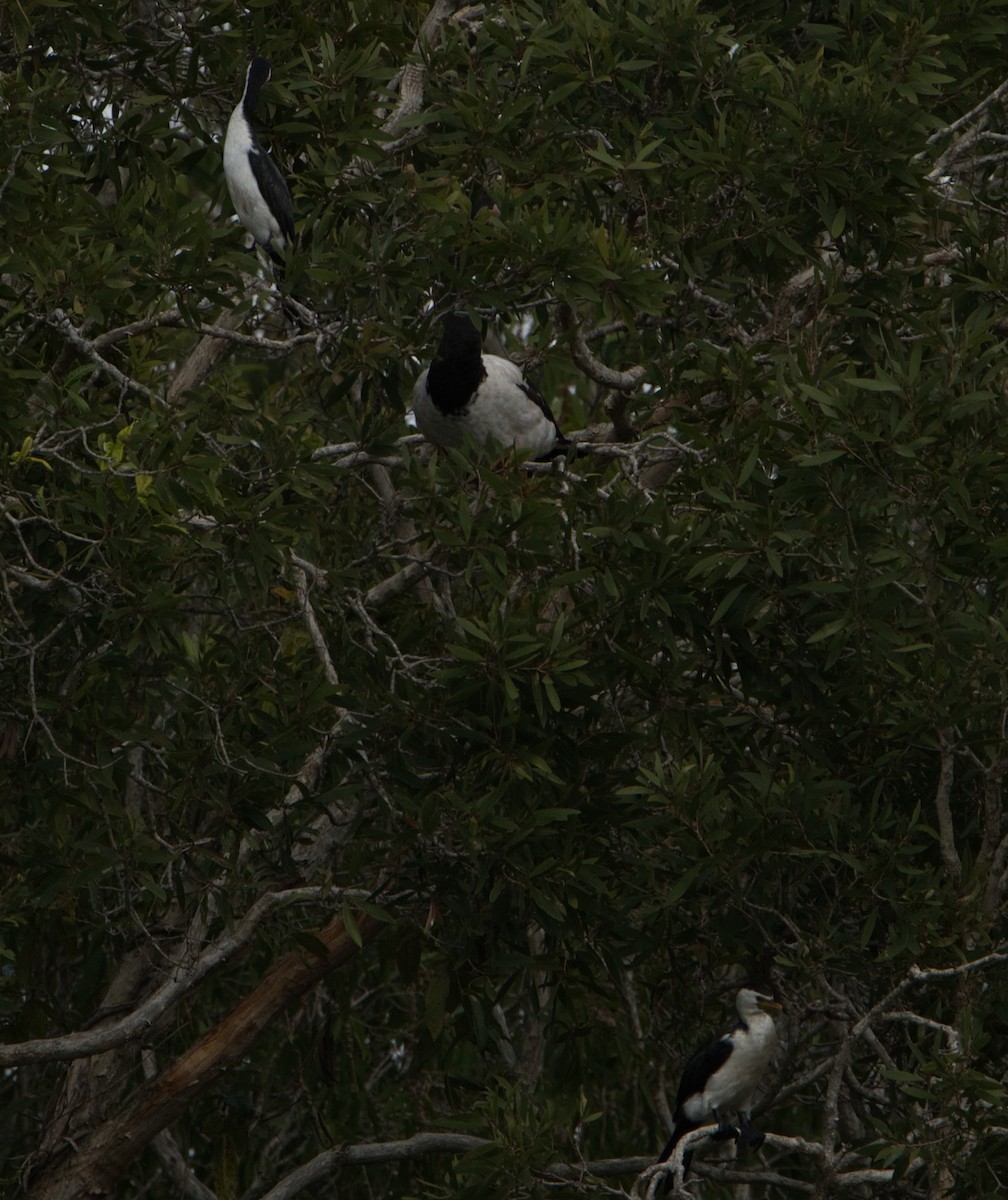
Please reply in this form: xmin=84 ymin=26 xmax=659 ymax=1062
xmin=656 ymin=986 xmax=781 ymax=1187
xmin=412 ymin=312 xmax=570 ymax=461
xmin=223 ymin=56 xmax=295 ymax=266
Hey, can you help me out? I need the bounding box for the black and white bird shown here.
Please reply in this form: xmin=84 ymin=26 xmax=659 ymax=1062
xmin=412 ymin=312 xmax=569 ymax=460
xmin=657 ymin=986 xmax=781 ymax=1183
xmin=223 ymin=57 xmax=295 ymax=264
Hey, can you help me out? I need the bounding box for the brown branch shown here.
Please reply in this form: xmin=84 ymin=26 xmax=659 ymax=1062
xmin=364 ymin=556 xmax=434 ymax=608
xmin=978 ymin=754 xmax=1007 ymax=871
xmin=26 ymin=911 xmax=382 ymax=1200
xmin=166 ymin=307 xmax=246 ymax=404
xmin=557 ymin=304 xmax=646 ymax=391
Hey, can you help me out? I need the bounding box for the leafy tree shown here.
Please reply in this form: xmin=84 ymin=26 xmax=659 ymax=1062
xmin=2 ymin=2 xmax=1008 ymax=1199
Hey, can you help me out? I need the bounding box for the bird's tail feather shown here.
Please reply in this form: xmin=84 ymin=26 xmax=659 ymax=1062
xmin=656 ymin=1121 xmax=697 ymax=1193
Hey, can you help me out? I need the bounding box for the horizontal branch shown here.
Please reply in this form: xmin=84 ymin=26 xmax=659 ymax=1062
xmin=0 ymin=887 xmax=325 ymax=1067
xmin=310 ymin=432 xmax=700 ymax=473
xmin=258 ymin=1132 xmax=490 ymax=1200
xmin=162 ymin=1120 xmax=931 ymax=1200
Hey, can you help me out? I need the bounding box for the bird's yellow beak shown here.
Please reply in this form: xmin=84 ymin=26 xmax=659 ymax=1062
xmin=757 ymin=998 xmax=783 ymax=1015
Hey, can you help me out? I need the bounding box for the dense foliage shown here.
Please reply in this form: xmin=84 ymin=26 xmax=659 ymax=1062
xmin=2 ymin=2 xmax=1008 ymax=1198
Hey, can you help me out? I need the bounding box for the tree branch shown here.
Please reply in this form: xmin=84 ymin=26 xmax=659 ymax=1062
xmin=557 ymin=304 xmax=646 ymax=391
xmin=26 ymin=911 xmax=383 ymax=1200
xmin=934 ymin=728 xmax=962 ymax=882
xmin=0 ymin=888 xmax=325 ymax=1068
xmin=257 ymin=1132 xmax=491 ymax=1200
xmin=48 ymin=309 xmax=155 ymax=403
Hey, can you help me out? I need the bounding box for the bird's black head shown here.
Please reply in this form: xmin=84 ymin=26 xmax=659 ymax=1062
xmin=436 ymin=311 xmax=483 ymax=365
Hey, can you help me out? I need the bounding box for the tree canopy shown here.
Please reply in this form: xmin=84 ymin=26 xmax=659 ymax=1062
xmin=3 ymin=2 xmax=1008 ymax=1198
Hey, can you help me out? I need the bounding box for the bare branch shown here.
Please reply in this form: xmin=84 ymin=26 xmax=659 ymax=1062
xmin=257 ymin=1132 xmax=490 ymax=1200
xmin=0 ymin=888 xmax=325 ymax=1068
xmin=48 ymin=308 xmax=156 ymax=403
xmin=364 ymin=556 xmax=434 ymax=608
xmin=292 ymin=560 xmax=339 ymax=686
xmin=558 ymin=304 xmax=646 ymax=391
xmin=879 ymin=1010 xmax=964 ymax=1054
xmin=924 ymin=76 xmax=1008 ymax=179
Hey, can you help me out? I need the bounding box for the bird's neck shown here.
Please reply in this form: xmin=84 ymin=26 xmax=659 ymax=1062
xmin=740 ymin=1011 xmax=776 ymax=1049
xmin=242 ymin=78 xmax=263 ymax=121
xmin=427 ymin=354 xmax=485 ymax=414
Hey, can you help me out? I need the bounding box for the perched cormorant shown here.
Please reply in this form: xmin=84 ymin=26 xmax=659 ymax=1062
xmin=657 ymin=987 xmax=781 ymax=1184
xmin=223 ymin=56 xmax=295 ymax=264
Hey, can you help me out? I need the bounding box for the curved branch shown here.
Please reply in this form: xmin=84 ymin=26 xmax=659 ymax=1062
xmin=258 ymin=1133 xmax=490 ymax=1200
xmin=557 ymin=305 xmax=646 ymax=391
xmin=0 ymin=888 xmax=325 ymax=1068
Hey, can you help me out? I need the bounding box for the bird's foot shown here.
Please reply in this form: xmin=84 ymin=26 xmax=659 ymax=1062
xmin=735 ymin=1123 xmax=765 ymax=1157
xmin=711 ymin=1120 xmax=739 ymax=1143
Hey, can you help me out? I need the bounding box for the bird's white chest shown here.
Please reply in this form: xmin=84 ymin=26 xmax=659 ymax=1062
xmin=683 ymin=1016 xmax=778 ymax=1121
xmin=413 ymin=357 xmax=558 ymax=458
xmin=223 ymin=109 xmax=282 ymax=246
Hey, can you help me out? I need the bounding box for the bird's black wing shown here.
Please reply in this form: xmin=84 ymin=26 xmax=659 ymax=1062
xmin=517 ymin=378 xmax=570 ymax=459
xmin=674 ymin=1034 xmax=734 ymax=1112
xmin=656 ymin=1033 xmax=735 ymax=1174
xmin=517 ymin=376 xmax=560 ymax=426
xmin=249 ymin=146 xmax=295 ymax=243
